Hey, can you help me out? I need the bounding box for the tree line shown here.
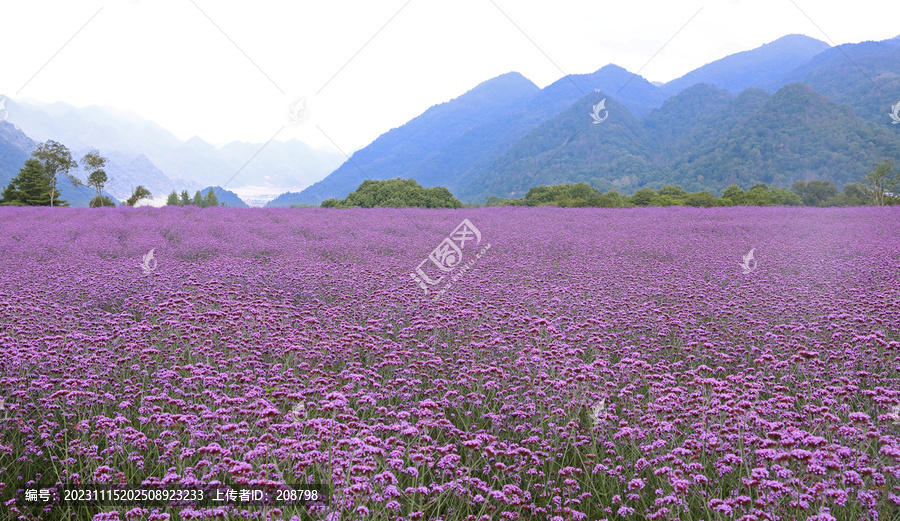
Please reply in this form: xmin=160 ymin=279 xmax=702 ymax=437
xmin=164 ymin=189 xmax=221 ymax=208
xmin=0 ymin=140 xmax=152 ymax=207
xmin=484 ymin=160 xmax=898 ymax=208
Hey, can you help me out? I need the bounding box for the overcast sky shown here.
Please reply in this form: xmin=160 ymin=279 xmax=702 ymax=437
xmin=2 ymin=0 xmax=898 ymax=155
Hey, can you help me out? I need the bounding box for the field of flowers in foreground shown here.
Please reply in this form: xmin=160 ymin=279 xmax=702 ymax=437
xmin=1 ymin=206 xmax=899 ymax=521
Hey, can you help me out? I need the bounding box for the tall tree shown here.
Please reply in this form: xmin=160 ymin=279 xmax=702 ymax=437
xmin=180 ymin=190 xmax=191 ymax=205
xmin=864 ymin=160 xmax=898 ymax=206
xmin=81 ymin=150 xmax=109 ymax=207
xmin=203 ymin=188 xmax=219 ymax=208
xmin=792 ymin=180 xmax=838 ymax=206
xmin=0 ymin=159 xmax=62 ymax=206
xmin=125 ymin=185 xmax=152 ymax=207
xmin=166 ymin=190 xmax=181 ymax=206
xmin=192 ymin=190 xmax=204 ymax=207
xmin=32 ymin=140 xmax=78 ymax=207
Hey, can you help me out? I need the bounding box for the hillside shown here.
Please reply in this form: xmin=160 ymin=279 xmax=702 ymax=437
xmin=458 ymin=91 xmax=652 ymax=201
xmin=459 ymin=83 xmax=900 ymax=201
xmin=668 ymin=83 xmax=900 ymax=190
xmin=291 ymin=65 xmax=666 ymax=205
xmin=661 ymin=34 xmax=830 ymax=96
xmin=280 ymin=72 xmax=541 ymax=206
xmin=201 ymin=186 xmax=249 ymax=208
xmin=0 ymin=122 xmax=33 ymax=184
xmin=775 ymin=42 xmax=900 ymax=124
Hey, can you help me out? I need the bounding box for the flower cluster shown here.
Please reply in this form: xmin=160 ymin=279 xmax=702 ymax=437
xmin=1 ymin=205 xmax=899 ymax=520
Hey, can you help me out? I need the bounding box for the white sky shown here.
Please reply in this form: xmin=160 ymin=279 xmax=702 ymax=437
xmin=2 ymin=0 xmax=898 ymax=154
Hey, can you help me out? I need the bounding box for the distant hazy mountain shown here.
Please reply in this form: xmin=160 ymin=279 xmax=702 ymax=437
xmin=0 ymin=120 xmax=119 ymax=207
xmin=661 ymin=34 xmax=830 ymax=96
xmin=197 ymin=186 xmax=249 ymax=208
xmin=101 ymin=152 xmax=178 ymax=201
xmin=2 ymin=99 xmax=343 ymax=194
xmin=290 ymin=66 xmax=666 ymax=205
xmin=0 ymin=121 xmax=33 ymax=183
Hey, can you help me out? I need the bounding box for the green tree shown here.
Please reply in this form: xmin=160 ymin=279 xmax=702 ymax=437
xmin=0 ymin=159 xmax=60 ymax=206
xmin=721 ymin=185 xmax=745 ymax=204
xmin=791 ymin=179 xmax=838 ymax=206
xmin=629 ymin=187 xmax=656 ymax=206
xmin=657 ymin=185 xmax=688 ymax=200
xmin=192 ymin=190 xmax=203 ymax=207
xmin=842 ymin=182 xmax=871 ymax=205
xmin=203 ymin=188 xmax=219 ymax=208
xmin=323 ymin=178 xmax=462 ymax=209
xmin=89 ymin=195 xmax=116 ymax=208
xmin=648 ymin=195 xmax=684 ymax=206
xmin=864 ymin=160 xmax=898 ymax=206
xmin=32 ymin=140 xmax=78 ymax=207
xmin=683 ymin=191 xmax=716 ymax=207
xmin=180 ymin=190 xmax=191 ymax=205
xmin=166 ymin=191 xmax=181 ymax=206
xmin=125 ymin=185 xmax=152 ymax=207
xmin=743 ymin=183 xmax=801 ymax=206
xmin=81 ymin=149 xmax=109 ymax=207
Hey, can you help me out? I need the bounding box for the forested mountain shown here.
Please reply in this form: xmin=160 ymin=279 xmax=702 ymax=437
xmin=464 ymin=83 xmax=900 ymax=201
xmin=289 ymin=33 xmax=900 ymax=205
xmin=6 ymin=32 xmax=900 ymax=207
xmin=771 ymin=41 xmax=900 ymax=124
xmin=458 ymin=92 xmax=651 ymax=200
xmin=660 ymin=34 xmax=829 ymax=96
xmin=667 ymin=83 xmax=900 ymax=190
xmin=282 ymin=72 xmax=541 ymax=206
xmin=290 ymin=65 xmax=667 ymax=205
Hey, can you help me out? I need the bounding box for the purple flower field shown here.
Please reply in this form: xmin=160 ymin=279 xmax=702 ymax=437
xmin=1 ymin=206 xmax=899 ymax=521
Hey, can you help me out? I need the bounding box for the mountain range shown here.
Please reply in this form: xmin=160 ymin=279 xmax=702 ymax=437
xmin=274 ymin=33 xmax=900 ymax=205
xmin=0 ymin=99 xmax=345 ymax=204
xmin=3 ymin=32 xmax=900 ymax=207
